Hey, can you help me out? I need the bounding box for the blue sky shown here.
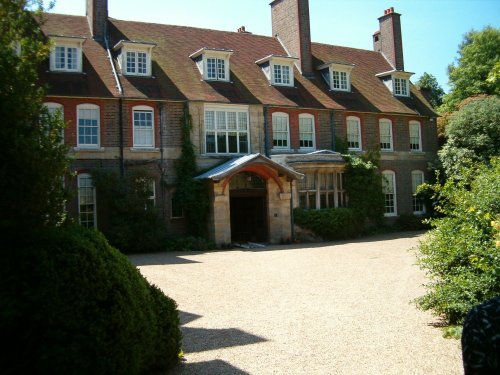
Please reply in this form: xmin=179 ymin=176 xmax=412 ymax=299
xmin=46 ymin=0 xmax=500 ymax=93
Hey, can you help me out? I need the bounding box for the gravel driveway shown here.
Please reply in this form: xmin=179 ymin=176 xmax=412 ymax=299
xmin=129 ymin=231 xmax=462 ymax=375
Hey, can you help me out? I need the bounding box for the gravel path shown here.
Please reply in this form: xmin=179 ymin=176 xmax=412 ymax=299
xmin=129 ymin=231 xmax=462 ymax=375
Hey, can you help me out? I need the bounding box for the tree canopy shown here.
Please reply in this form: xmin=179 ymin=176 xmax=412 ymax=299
xmin=0 ymin=0 xmax=70 ymax=238
xmin=416 ymin=72 xmax=445 ymax=108
xmin=441 ymin=26 xmax=500 ymax=112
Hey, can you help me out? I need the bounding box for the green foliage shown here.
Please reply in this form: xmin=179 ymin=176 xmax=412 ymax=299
xmin=0 ymin=0 xmax=70 ymax=237
xmin=416 ymin=72 xmax=445 ymax=108
xmin=441 ymin=26 xmax=500 ymax=112
xmin=294 ymin=207 xmax=364 ymax=240
xmin=415 ymin=158 xmax=500 ymax=325
xmin=438 ymin=95 xmax=500 ymax=177
xmin=92 ymin=169 xmax=169 ymax=254
xmin=174 ymin=107 xmax=210 ymax=237
xmin=0 ymin=224 xmax=181 ymax=374
xmin=394 ymin=214 xmax=431 ymax=231
xmin=343 ymin=152 xmax=385 ymax=225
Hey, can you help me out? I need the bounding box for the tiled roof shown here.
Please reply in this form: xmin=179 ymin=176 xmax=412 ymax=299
xmin=39 ymin=13 xmax=436 ymax=116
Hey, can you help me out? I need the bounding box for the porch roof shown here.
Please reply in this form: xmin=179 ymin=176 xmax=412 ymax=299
xmin=195 ymin=153 xmax=303 ymax=181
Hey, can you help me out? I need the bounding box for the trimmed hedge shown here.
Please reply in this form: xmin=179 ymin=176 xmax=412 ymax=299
xmin=0 ymin=225 xmax=181 ymax=374
xmin=294 ymin=207 xmax=364 ymax=241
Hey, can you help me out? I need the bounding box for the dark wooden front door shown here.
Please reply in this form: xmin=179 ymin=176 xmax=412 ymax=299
xmin=230 ymin=194 xmax=267 ymax=243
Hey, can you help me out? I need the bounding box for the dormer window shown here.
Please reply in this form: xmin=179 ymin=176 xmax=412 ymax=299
xmin=49 ymin=36 xmax=85 ymax=72
xmin=317 ymin=61 xmax=354 ymax=92
xmin=376 ymin=70 xmax=413 ymax=97
xmin=114 ymin=40 xmax=155 ymax=77
xmin=190 ymin=48 xmax=233 ymax=82
xmin=255 ymin=55 xmax=297 ymax=87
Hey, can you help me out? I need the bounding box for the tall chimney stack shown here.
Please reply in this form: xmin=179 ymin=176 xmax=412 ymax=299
xmin=373 ymin=7 xmax=404 ymax=71
xmin=270 ymin=0 xmax=314 ymax=78
xmin=86 ymin=0 xmax=108 ymax=41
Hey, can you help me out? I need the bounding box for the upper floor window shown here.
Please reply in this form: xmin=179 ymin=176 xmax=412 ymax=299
xmin=318 ymin=62 xmax=354 ymax=92
xmin=77 ymin=104 xmax=100 ymax=149
xmin=299 ymin=114 xmax=315 ymax=150
xmin=376 ymin=70 xmax=413 ymax=97
xmin=256 ymin=55 xmax=297 ymax=87
xmin=379 ymin=118 xmax=393 ymax=151
xmin=114 ymin=40 xmax=155 ymax=77
xmin=49 ymin=36 xmax=85 ymax=72
xmin=409 ymin=120 xmax=422 ymax=151
xmin=44 ymin=102 xmax=64 ymax=143
xmin=346 ymin=116 xmax=361 ymax=151
xmin=204 ymin=105 xmax=249 ymax=154
xmin=382 ymin=170 xmax=397 ymax=216
xmin=272 ymin=112 xmax=290 ymax=150
xmin=132 ymin=105 xmax=154 ymax=148
xmin=411 ymin=170 xmax=425 ymax=214
xmin=190 ymin=48 xmax=233 ymax=82
xmin=78 ymin=173 xmax=96 ymax=228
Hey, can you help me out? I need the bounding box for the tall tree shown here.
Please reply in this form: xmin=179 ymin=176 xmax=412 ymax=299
xmin=441 ymin=26 xmax=500 ymax=112
xmin=0 ymin=0 xmax=70 ymax=238
xmin=415 ymin=72 xmax=445 ymax=108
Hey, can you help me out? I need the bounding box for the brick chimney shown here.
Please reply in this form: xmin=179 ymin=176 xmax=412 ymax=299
xmin=86 ymin=0 xmax=108 ymax=41
xmin=373 ymin=7 xmax=404 ymax=71
xmin=270 ymin=0 xmax=314 ymax=78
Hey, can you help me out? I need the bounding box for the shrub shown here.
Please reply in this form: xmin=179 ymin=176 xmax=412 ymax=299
xmin=0 ymin=225 xmax=182 ymax=374
xmin=394 ymin=214 xmax=431 ymax=231
xmin=415 ymin=158 xmax=500 ymax=325
xmin=166 ymin=236 xmax=217 ymax=251
xmin=294 ymin=207 xmax=364 ymax=241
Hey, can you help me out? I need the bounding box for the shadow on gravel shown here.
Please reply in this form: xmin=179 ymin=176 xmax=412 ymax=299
xmin=170 ymin=359 xmax=250 ymax=374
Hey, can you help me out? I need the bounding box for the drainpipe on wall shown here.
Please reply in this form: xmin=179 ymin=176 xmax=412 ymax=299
xmin=103 ymin=26 xmax=124 ymax=176
xmin=330 ymin=110 xmax=336 ymax=152
xmin=290 ymin=179 xmax=295 ymax=242
xmin=158 ymin=103 xmax=166 ymax=221
xmin=263 ymin=105 xmax=270 ymax=157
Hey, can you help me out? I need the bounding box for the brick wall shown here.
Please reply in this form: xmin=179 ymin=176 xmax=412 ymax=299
xmin=86 ymin=0 xmax=108 ymax=40
xmin=376 ymin=9 xmax=404 ymax=71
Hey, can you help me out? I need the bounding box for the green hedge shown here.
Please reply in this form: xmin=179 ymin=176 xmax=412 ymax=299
xmin=0 ymin=225 xmax=181 ymax=374
xmin=294 ymin=207 xmax=364 ymax=241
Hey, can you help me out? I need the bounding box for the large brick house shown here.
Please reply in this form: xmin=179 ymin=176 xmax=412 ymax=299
xmin=39 ymin=0 xmax=437 ymax=246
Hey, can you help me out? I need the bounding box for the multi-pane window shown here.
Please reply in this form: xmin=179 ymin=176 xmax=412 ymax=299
xmin=78 ymin=173 xmax=96 ymax=228
xmin=412 ymin=170 xmax=425 ymax=214
xmin=207 ymin=58 xmax=227 ymax=80
xmin=382 ymin=171 xmax=397 ymax=216
xmin=272 ymin=113 xmax=289 ymax=149
xmin=273 ymin=64 xmax=291 ymax=85
xmin=379 ymin=119 xmax=393 ymax=151
xmin=394 ymin=77 xmax=409 ymax=96
xmin=332 ymin=70 xmax=348 ymax=91
xmin=346 ymin=116 xmax=361 ymax=150
xmin=205 ymin=108 xmax=249 ymax=154
xmin=133 ymin=106 xmax=154 ymax=148
xmin=44 ymin=102 xmax=64 ymax=143
xmin=77 ymin=104 xmax=99 ymax=148
xmin=299 ymin=114 xmax=315 ymax=150
xmin=409 ymin=121 xmax=422 ymax=151
xmin=298 ymin=171 xmax=346 ymax=210
xmin=126 ymin=51 xmax=148 ymax=75
xmin=55 ymin=46 xmax=78 ymax=71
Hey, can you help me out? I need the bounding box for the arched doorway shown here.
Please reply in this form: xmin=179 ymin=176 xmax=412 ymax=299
xmin=229 ymin=172 xmax=268 ymax=243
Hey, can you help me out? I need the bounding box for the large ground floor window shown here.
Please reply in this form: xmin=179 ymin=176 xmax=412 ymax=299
xmin=297 ymin=171 xmax=346 ymax=209
xmin=78 ymin=173 xmax=96 ymax=228
xmin=205 ymin=105 xmax=249 ymax=154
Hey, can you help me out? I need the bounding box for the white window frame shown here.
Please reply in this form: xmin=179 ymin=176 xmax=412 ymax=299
xmin=191 ymin=48 xmax=233 ymax=82
xmin=115 ymin=41 xmax=154 ymax=77
xmin=256 ymin=55 xmax=297 ymax=87
xmin=318 ymin=62 xmax=354 ymax=92
xmin=379 ymin=118 xmax=393 ymax=151
xmin=411 ymin=170 xmax=426 ymax=215
xmin=409 ymin=120 xmax=422 ymax=152
xmin=132 ymin=105 xmax=155 ymax=149
xmin=382 ymin=170 xmax=397 ymax=217
xmin=78 ymin=173 xmax=96 ymax=228
xmin=393 ymin=76 xmax=409 ymax=96
xmin=299 ymin=113 xmax=315 ymax=151
xmin=204 ymin=104 xmax=249 ymax=154
xmin=272 ymin=64 xmax=292 ymax=86
xmin=44 ymin=102 xmax=64 ymax=143
xmin=346 ymin=116 xmax=362 ymax=151
xmin=77 ymin=104 xmax=100 ymax=149
xmin=297 ymin=171 xmax=346 ymax=210
xmin=49 ymin=36 xmax=84 ymax=72
xmin=272 ymin=112 xmax=290 ymax=150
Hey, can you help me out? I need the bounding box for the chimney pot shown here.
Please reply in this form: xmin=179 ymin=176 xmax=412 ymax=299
xmin=375 ymin=7 xmax=404 ymax=70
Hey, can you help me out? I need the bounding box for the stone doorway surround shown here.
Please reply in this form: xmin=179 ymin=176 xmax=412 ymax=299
xmin=196 ymin=154 xmax=303 ymax=246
